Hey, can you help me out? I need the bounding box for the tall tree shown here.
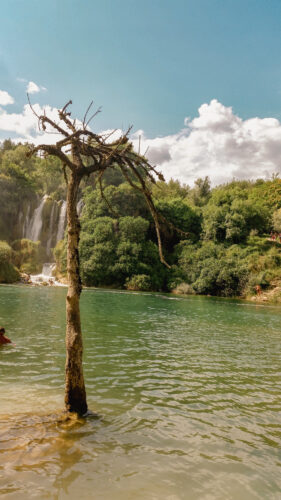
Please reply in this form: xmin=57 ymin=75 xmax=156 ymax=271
xmin=29 ymin=100 xmax=174 ymax=415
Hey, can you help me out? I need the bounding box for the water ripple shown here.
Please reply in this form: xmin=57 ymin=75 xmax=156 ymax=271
xmin=0 ymin=286 xmax=281 ymax=499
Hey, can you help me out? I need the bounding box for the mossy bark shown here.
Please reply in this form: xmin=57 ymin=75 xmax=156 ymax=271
xmin=64 ymin=171 xmax=87 ymax=414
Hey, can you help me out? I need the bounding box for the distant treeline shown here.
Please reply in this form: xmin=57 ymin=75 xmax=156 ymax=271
xmin=1 ymin=139 xmax=281 ymax=298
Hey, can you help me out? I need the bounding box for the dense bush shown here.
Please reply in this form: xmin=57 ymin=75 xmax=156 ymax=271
xmin=126 ymin=274 xmax=152 ymax=291
xmin=12 ymin=239 xmax=43 ymax=274
xmin=79 ymin=214 xmax=167 ymax=289
xmin=0 ymin=241 xmax=19 ymax=283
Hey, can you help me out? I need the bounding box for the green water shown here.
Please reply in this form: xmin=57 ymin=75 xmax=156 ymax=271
xmin=0 ymin=285 xmax=281 ymax=500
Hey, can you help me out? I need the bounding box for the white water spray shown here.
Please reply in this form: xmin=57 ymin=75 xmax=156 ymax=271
xmin=26 ymin=195 xmax=48 ymax=242
xmin=46 ymin=203 xmax=56 ymax=256
xmin=77 ymin=199 xmax=84 ymax=216
xmin=29 ymin=263 xmax=66 ymax=286
xmin=56 ymin=201 xmax=67 ymax=242
xmin=22 ymin=204 xmax=31 ymax=238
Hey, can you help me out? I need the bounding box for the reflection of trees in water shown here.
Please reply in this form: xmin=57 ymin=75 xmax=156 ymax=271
xmin=0 ymin=412 xmax=99 ymax=497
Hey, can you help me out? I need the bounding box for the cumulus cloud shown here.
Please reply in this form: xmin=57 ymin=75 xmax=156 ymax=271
xmin=100 ymin=128 xmax=123 ymax=143
xmin=0 ymin=102 xmax=72 ymax=145
xmin=0 ymin=90 xmax=14 ymax=106
xmin=1 ymin=96 xmax=281 ymax=186
xmin=26 ymin=81 xmax=46 ymax=94
xmin=132 ymin=99 xmax=281 ymax=186
xmin=26 ymin=81 xmax=40 ymax=94
xmin=0 ymin=98 xmax=88 ymax=147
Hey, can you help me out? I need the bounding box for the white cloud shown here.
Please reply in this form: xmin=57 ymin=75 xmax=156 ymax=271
xmin=0 ymin=103 xmax=69 ymax=145
xmin=26 ymin=81 xmax=40 ymax=94
xmin=0 ymin=100 xmax=84 ymax=146
xmin=0 ymin=90 xmax=14 ymax=106
xmin=26 ymin=81 xmax=47 ymax=94
xmin=131 ymin=99 xmax=281 ymax=186
xmin=100 ymin=128 xmax=123 ymax=143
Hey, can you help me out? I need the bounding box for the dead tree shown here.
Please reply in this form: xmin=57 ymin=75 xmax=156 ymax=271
xmin=29 ymin=100 xmax=182 ymax=415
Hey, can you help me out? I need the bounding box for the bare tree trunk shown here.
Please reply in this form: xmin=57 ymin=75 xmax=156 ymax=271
xmin=64 ymin=171 xmax=88 ymax=414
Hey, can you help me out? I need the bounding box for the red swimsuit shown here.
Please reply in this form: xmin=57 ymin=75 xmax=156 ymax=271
xmin=0 ymin=335 xmax=12 ymax=345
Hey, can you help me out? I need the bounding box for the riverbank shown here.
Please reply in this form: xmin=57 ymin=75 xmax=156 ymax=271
xmin=247 ymin=279 xmax=281 ymax=304
xmin=6 ymin=275 xmax=281 ymax=304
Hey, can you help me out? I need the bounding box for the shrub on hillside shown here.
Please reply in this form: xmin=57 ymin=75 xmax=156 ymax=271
xmin=172 ymin=282 xmax=195 ymax=295
xmin=11 ymin=239 xmax=43 ymax=274
xmin=0 ymin=240 xmax=19 ymax=283
xmin=125 ymin=274 xmax=152 ymax=291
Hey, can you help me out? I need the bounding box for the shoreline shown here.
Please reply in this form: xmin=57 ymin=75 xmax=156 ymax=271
xmin=1 ymin=281 xmax=281 ymax=306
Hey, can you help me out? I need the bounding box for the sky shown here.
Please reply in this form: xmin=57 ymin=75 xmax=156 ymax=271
xmin=1 ymin=0 xmax=281 ymax=186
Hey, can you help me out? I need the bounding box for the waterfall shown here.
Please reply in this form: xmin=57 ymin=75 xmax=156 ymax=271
xmin=29 ymin=262 xmax=66 ymax=286
xmin=26 ymin=195 xmax=48 ymax=242
xmin=42 ymin=263 xmax=56 ymax=277
xmin=22 ymin=204 xmax=31 ymax=238
xmin=46 ymin=203 xmax=56 ymax=256
xmin=56 ymin=201 xmax=67 ymax=242
xmin=77 ymin=199 xmax=84 ymax=217
xmin=18 ymin=211 xmax=23 ymax=226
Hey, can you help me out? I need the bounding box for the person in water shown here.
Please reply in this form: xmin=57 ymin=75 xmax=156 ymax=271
xmin=0 ymin=327 xmax=12 ymax=345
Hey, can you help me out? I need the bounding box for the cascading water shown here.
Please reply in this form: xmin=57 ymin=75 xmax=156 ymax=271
xmin=77 ymin=199 xmax=84 ymax=216
xmin=18 ymin=211 xmax=23 ymax=226
xmin=46 ymin=203 xmax=56 ymax=257
xmin=56 ymin=201 xmax=67 ymax=243
xmin=26 ymin=195 xmax=48 ymax=242
xmin=18 ymin=196 xmax=70 ymax=285
xmin=29 ymin=263 xmax=66 ymax=286
xmin=22 ymin=204 xmax=31 ymax=238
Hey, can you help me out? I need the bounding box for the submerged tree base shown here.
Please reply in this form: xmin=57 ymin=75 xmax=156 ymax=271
xmin=59 ymin=408 xmax=100 ymax=424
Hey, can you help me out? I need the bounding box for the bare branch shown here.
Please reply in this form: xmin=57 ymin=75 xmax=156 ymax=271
xmin=82 ymin=101 xmax=94 ymax=129
xmin=27 ymin=93 xmax=40 ymax=121
xmin=29 ymin=143 xmax=75 ymax=171
xmin=100 ymin=128 xmax=118 ymax=143
xmin=85 ymin=106 xmax=102 ymax=129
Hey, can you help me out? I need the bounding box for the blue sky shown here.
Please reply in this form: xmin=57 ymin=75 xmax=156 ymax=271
xmin=1 ymin=0 xmax=281 ymax=185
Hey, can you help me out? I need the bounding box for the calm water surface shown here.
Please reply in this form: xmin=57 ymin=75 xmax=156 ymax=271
xmin=0 ymin=285 xmax=280 ymax=499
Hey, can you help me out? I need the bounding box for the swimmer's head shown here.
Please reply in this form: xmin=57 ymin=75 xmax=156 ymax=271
xmin=0 ymin=327 xmax=5 ymax=335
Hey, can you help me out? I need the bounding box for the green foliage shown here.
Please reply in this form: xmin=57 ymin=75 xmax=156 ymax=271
xmin=272 ymin=208 xmax=281 ymax=233
xmin=175 ymin=240 xmax=249 ymax=296
xmin=82 ymin=183 xmax=148 ymax=221
xmin=79 ymin=214 xmax=167 ymax=289
xmin=11 ymin=239 xmax=43 ymax=274
xmin=118 ymin=216 xmax=149 ymax=243
xmin=171 ymin=282 xmax=195 ymax=295
xmin=250 ymin=178 xmax=281 ymax=210
xmin=0 ymin=241 xmax=19 ymax=283
xmin=202 ymin=181 xmax=271 ymax=243
xmin=80 ymin=217 xmax=117 ymax=286
xmin=54 ymin=240 xmax=67 ymax=276
xmin=0 ymin=240 xmax=13 ymax=261
xmin=2 ymin=141 xmax=281 ymax=296
xmin=188 ymin=176 xmax=211 ymax=207
xmin=151 ymin=178 xmax=190 ymax=201
xmin=126 ymin=274 xmax=152 ymax=291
